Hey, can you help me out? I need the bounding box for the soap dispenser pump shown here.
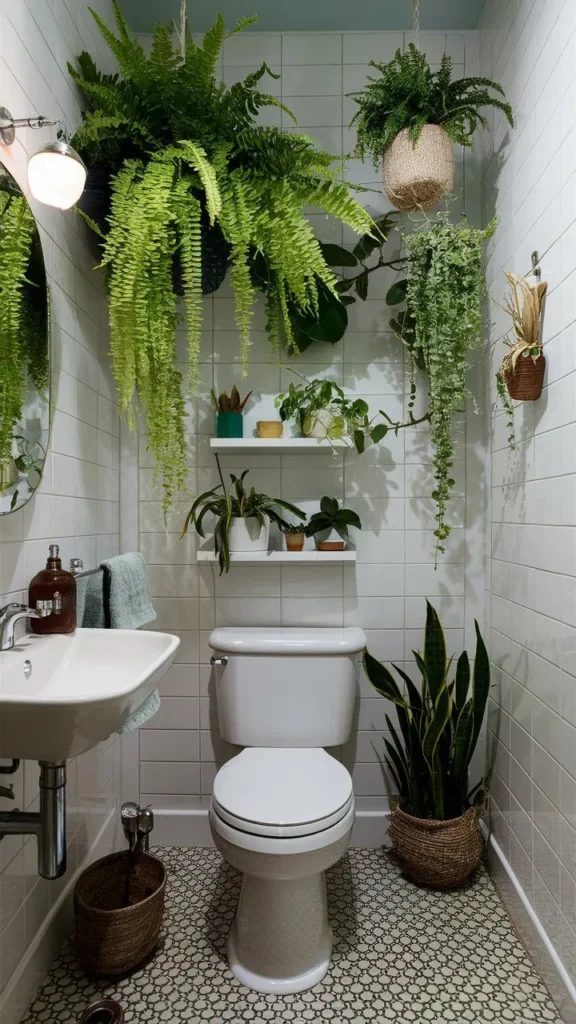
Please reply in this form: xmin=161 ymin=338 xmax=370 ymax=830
xmin=28 ymin=544 xmax=76 ymax=634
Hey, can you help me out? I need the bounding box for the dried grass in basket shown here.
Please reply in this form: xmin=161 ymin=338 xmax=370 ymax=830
xmin=382 ymin=125 xmax=454 ymax=212
xmin=389 ymin=805 xmax=483 ymax=889
xmin=498 ymin=272 xmax=548 ymax=401
xmin=74 ymin=851 xmax=166 ymax=977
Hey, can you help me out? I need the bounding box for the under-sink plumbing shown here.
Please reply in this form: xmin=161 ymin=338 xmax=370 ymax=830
xmin=0 ymin=759 xmax=67 ymax=879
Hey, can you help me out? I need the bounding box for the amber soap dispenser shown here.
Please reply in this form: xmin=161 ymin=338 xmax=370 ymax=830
xmin=28 ymin=544 xmax=77 ymax=634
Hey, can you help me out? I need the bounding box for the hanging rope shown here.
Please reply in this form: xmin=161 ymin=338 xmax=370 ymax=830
xmin=413 ymin=0 xmax=420 ymax=51
xmin=180 ymin=0 xmax=186 ymax=61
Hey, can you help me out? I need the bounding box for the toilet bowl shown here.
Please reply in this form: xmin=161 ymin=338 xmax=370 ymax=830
xmin=210 ymin=748 xmax=354 ymax=994
xmin=208 ymin=626 xmax=366 ymax=994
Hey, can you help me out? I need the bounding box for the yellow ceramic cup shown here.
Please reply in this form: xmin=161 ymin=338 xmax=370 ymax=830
xmin=257 ymin=421 xmax=283 ymax=438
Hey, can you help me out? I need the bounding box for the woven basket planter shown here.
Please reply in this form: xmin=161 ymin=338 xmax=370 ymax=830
xmin=382 ymin=125 xmax=454 ymax=212
xmin=505 ymin=352 xmax=545 ymax=401
xmin=74 ymin=852 xmax=166 ymax=976
xmin=389 ymin=806 xmax=483 ymax=889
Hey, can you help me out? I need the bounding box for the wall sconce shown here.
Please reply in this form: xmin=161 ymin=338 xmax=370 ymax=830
xmin=0 ymin=106 xmax=86 ymax=210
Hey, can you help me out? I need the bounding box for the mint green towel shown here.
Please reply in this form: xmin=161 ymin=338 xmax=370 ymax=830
xmin=117 ymin=688 xmax=161 ymax=734
xmin=76 ymin=569 xmax=106 ymax=628
xmin=101 ymin=552 xmax=157 ymax=630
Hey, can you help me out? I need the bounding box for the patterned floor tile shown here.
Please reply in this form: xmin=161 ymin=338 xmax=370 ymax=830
xmin=22 ymin=847 xmax=563 ymax=1023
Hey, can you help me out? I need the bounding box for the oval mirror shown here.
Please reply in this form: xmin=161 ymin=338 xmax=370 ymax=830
xmin=0 ymin=161 xmax=49 ymax=515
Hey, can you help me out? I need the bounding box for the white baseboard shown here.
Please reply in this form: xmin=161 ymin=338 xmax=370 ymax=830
xmin=152 ymin=808 xmax=390 ymax=849
xmin=0 ymin=809 xmax=117 ymax=1024
xmin=487 ymin=831 xmax=576 ymax=1024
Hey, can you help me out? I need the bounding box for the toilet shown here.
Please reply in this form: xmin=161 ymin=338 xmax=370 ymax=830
xmin=208 ymin=625 xmax=366 ymax=995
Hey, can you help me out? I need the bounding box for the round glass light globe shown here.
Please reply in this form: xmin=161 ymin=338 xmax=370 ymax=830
xmin=28 ymin=142 xmax=86 ymax=209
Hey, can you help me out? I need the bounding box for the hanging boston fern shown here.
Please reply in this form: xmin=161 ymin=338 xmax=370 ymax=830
xmin=350 ymin=44 xmax=513 ymax=211
xmin=68 ymin=4 xmax=375 ymax=510
xmin=0 ymin=190 xmax=37 ymax=464
xmin=394 ymin=212 xmax=497 ymax=559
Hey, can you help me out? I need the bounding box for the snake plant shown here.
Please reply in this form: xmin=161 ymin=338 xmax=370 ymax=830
xmin=364 ymin=600 xmax=491 ymax=820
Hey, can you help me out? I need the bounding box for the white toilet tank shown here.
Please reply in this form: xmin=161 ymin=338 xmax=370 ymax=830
xmin=209 ymin=627 xmax=366 ymax=747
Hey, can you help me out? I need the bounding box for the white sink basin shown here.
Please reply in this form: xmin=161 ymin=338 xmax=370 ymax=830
xmin=0 ymin=628 xmax=180 ymax=761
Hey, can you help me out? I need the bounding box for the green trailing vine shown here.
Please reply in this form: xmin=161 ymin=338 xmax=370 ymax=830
xmin=0 ymin=191 xmax=37 ymax=464
xmin=402 ymin=212 xmax=497 ymax=559
xmin=495 ymin=373 xmax=517 ymax=450
xmin=69 ymin=3 xmax=375 ymax=511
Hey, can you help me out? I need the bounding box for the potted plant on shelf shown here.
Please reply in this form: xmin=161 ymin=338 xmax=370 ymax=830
xmin=279 ymin=522 xmax=307 ymax=552
xmin=363 ymin=600 xmax=491 ymax=889
xmin=305 ymin=497 xmax=362 ymax=551
xmin=350 ymin=44 xmax=513 ymax=211
xmin=210 ymin=387 xmax=252 ymax=439
xmin=67 ymin=3 xmax=375 ymax=511
xmin=181 ymin=464 xmax=305 ymax=573
xmin=276 ymin=377 xmax=388 ymax=452
xmin=496 ymin=271 xmax=548 ymax=407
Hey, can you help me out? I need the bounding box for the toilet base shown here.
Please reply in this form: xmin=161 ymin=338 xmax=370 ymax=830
xmin=228 ymin=924 xmax=332 ymax=995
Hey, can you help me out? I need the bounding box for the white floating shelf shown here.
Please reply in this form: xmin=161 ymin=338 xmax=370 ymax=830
xmin=209 ymin=438 xmax=350 ymax=455
xmin=197 ymin=550 xmax=356 ymax=565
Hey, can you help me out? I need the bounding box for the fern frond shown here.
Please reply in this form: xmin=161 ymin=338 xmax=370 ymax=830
xmin=219 ymin=173 xmax=256 ymax=375
xmin=88 ymin=4 xmax=149 ymax=86
xmin=179 ymin=141 xmax=222 ymax=223
xmin=172 ymin=180 xmax=203 ymax=394
xmin=0 ymin=192 xmax=35 ymax=462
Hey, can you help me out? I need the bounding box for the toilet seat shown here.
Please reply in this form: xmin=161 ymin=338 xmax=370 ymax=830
xmin=211 ymin=748 xmax=353 ymax=839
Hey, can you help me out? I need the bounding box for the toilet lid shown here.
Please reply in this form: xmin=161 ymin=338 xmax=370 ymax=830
xmin=212 ymin=748 xmax=353 ymax=838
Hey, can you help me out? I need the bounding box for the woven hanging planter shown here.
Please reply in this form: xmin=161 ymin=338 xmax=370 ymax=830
xmin=382 ymin=124 xmax=454 ymax=212
xmin=505 ymin=351 xmax=545 ymax=401
xmin=74 ymin=852 xmax=166 ymax=976
xmin=389 ymin=805 xmax=483 ymax=888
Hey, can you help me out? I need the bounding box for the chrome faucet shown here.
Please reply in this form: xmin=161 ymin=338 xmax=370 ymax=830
xmin=0 ymin=598 xmax=60 ymax=651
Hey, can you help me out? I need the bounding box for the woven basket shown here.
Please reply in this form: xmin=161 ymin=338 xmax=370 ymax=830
xmin=389 ymin=806 xmax=483 ymax=888
xmin=74 ymin=852 xmax=166 ymax=977
xmin=382 ymin=125 xmax=454 ymax=211
xmin=505 ymin=352 xmax=545 ymax=401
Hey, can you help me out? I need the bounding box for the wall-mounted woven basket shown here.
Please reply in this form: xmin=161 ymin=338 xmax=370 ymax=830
xmin=389 ymin=805 xmax=483 ymax=888
xmin=505 ymin=352 xmax=546 ymax=401
xmin=74 ymin=852 xmax=166 ymax=976
xmin=382 ymin=124 xmax=454 ymax=212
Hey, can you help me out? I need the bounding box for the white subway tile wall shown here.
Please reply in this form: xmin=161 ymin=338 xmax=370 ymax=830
xmin=134 ymin=30 xmax=483 ymax=826
xmin=0 ymin=0 xmax=120 ymax=1010
xmin=481 ymin=0 xmax=576 ymax=989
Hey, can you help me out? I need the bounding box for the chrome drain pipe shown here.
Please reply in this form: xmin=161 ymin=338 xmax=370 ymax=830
xmin=0 ymin=761 xmax=67 ymax=879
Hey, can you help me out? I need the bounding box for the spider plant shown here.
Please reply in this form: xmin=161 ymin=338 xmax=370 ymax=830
xmin=181 ymin=462 xmax=305 ymax=573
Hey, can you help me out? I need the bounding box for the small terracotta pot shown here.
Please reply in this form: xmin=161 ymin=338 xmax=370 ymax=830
xmin=318 ymin=541 xmax=345 ymax=551
xmin=257 ymin=420 xmax=283 ymax=438
xmin=285 ymin=533 xmax=305 ymax=552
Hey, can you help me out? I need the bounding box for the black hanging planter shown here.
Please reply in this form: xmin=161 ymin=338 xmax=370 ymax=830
xmin=79 ymin=165 xmax=230 ymax=296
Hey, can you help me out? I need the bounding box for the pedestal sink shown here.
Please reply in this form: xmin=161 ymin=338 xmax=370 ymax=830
xmin=0 ymin=628 xmax=180 ymax=761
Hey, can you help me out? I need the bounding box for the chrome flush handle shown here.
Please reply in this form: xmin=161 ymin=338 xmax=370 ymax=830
xmin=210 ymin=655 xmax=228 ymax=666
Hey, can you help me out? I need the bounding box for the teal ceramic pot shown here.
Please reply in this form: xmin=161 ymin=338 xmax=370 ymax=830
xmin=216 ymin=412 xmax=243 ymax=438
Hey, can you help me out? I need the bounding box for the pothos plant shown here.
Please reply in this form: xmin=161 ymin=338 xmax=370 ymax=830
xmin=387 ymin=211 xmax=497 ymax=559
xmin=68 ymin=3 xmax=375 ymax=511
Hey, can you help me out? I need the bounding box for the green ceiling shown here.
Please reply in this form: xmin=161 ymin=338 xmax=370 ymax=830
xmin=119 ymin=0 xmax=484 ymax=34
